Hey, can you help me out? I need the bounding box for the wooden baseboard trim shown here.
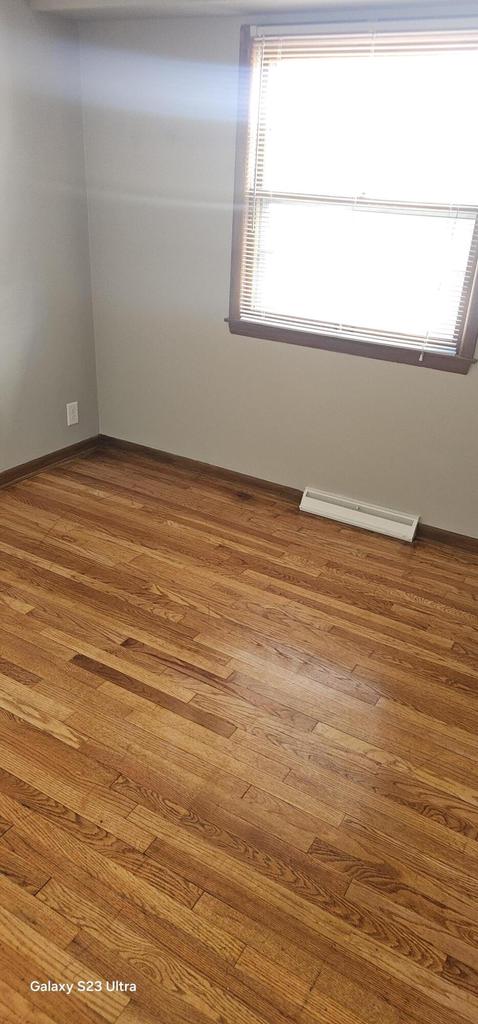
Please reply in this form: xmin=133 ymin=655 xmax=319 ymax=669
xmin=98 ymin=435 xmax=478 ymax=553
xmin=3 ymin=432 xmax=476 ymax=553
xmin=0 ymin=436 xmax=100 ymax=489
xmin=97 ymin=434 xmax=302 ymax=502
xmin=416 ymin=523 xmax=478 ymax=553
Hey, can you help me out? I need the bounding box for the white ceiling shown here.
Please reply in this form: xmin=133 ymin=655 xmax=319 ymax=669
xmin=31 ymin=0 xmax=451 ymax=18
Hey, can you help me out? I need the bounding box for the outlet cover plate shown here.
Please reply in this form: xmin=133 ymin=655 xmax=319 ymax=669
xmin=66 ymin=402 xmax=79 ymax=427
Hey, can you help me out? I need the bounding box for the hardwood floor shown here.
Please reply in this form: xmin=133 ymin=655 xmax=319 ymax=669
xmin=0 ymin=445 xmax=478 ymax=1023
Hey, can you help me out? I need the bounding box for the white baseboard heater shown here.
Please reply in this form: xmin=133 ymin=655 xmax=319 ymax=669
xmin=299 ymin=487 xmax=419 ymax=543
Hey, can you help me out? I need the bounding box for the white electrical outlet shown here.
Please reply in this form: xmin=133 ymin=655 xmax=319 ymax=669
xmin=66 ymin=401 xmax=79 ymax=427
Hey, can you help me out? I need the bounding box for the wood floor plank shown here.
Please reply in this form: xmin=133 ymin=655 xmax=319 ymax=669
xmin=0 ymin=978 xmax=59 ymax=1024
xmin=71 ymin=653 xmax=237 ymax=738
xmin=193 ymin=890 xmax=321 ymax=985
xmin=0 ymin=873 xmax=77 ymax=948
xmin=0 ymin=738 xmax=154 ymax=853
xmin=300 ymin=986 xmax=382 ymax=1024
xmin=305 ymin=962 xmax=401 ymax=1024
xmin=234 ymin=944 xmax=313 ymax=1016
xmin=0 ymin=904 xmax=129 ymax=1023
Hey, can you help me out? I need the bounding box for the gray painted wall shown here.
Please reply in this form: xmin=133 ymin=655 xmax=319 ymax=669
xmin=3 ymin=8 xmax=476 ymax=537
xmin=80 ymin=14 xmax=478 ymax=537
xmin=0 ymin=0 xmax=98 ymax=473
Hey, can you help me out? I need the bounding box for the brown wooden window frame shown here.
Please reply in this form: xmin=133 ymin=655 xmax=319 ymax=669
xmin=228 ymin=24 xmax=478 ymax=375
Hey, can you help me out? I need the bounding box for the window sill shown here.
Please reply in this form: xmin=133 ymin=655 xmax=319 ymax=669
xmin=228 ymin=319 xmax=474 ymax=374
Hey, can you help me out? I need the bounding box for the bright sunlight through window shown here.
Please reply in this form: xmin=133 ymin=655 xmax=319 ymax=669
xmin=229 ymin=28 xmax=478 ymax=372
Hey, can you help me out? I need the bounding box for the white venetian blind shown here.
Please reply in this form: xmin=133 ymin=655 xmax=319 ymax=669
xmin=238 ymin=28 xmax=478 ymax=356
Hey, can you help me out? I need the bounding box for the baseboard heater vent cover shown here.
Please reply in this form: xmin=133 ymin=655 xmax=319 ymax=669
xmin=299 ymin=488 xmax=419 ymax=543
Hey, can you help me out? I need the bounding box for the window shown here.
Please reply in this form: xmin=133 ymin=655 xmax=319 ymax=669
xmin=228 ymin=25 xmax=478 ymax=373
